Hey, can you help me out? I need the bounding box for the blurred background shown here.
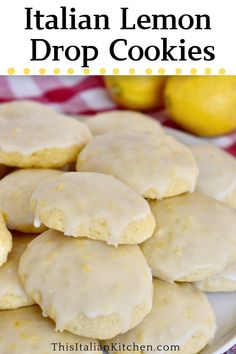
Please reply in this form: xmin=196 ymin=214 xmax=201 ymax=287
xmin=0 ymin=75 xmax=236 ymax=156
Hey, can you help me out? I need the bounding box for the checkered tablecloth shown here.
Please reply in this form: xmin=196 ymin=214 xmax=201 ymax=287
xmin=0 ymin=76 xmax=236 ymax=157
xmin=0 ymin=75 xmax=235 ymax=354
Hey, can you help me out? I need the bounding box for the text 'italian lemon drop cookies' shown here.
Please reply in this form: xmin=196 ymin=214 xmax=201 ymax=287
xmin=0 ymin=210 xmax=12 ymax=267
xmin=19 ymin=230 xmax=153 ymax=339
xmin=0 ymin=306 xmax=102 ymax=354
xmin=76 ymin=132 xmax=198 ymax=199
xmin=0 ymin=112 xmax=92 ymax=168
xmin=104 ymin=280 xmax=216 ymax=354
xmin=191 ymin=145 xmax=236 ymax=209
xmin=31 ymin=172 xmax=156 ymax=245
xmin=194 ymin=261 xmax=236 ymax=292
xmin=0 ymin=169 xmax=64 ymax=233
xmin=141 ymin=192 xmax=236 ymax=282
xmin=84 ymin=111 xmax=164 ymax=136
xmin=0 ymin=233 xmax=35 ymax=309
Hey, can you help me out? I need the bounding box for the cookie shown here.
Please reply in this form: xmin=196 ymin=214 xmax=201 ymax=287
xmin=84 ymin=111 xmax=164 ymax=136
xmin=141 ymin=192 xmax=236 ymax=282
xmin=19 ymin=230 xmax=153 ymax=339
xmin=0 ymin=100 xmax=55 ymax=118
xmin=191 ymin=145 xmax=236 ymax=209
xmin=0 ymin=169 xmax=64 ymax=233
xmin=103 ymin=279 xmax=216 ymax=354
xmin=31 ymin=172 xmax=156 ymax=245
xmin=0 ymin=233 xmax=35 ymax=309
xmin=76 ymin=132 xmax=198 ymax=199
xmin=0 ymin=306 xmax=102 ymax=354
xmin=0 ymin=112 xmax=92 ymax=168
xmin=0 ymin=210 xmax=12 ymax=267
xmin=194 ymin=261 xmax=236 ymax=292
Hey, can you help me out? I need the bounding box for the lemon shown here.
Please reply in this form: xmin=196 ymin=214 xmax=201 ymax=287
xmin=104 ymin=76 xmax=167 ymax=110
xmin=164 ymin=76 xmax=236 ymax=136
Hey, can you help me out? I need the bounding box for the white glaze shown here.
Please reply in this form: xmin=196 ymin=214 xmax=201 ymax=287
xmin=0 ymin=113 xmax=91 ymax=155
xmin=0 ymin=234 xmax=34 ymax=306
xmin=77 ymin=132 xmax=198 ymax=199
xmin=0 ymin=306 xmax=102 ymax=354
xmin=0 ymin=169 xmax=64 ymax=230
xmin=191 ymin=145 xmax=236 ymax=201
xmin=84 ymin=110 xmax=164 ymax=136
xmin=104 ymin=279 xmax=216 ymax=354
xmin=19 ymin=230 xmax=153 ymax=335
xmin=141 ymin=192 xmax=236 ymax=282
xmin=31 ymin=172 xmax=154 ymax=245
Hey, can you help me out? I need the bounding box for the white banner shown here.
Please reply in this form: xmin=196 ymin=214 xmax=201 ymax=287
xmin=0 ymin=0 xmax=235 ymax=75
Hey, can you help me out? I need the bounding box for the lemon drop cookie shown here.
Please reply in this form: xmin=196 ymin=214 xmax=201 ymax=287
xmin=104 ymin=279 xmax=216 ymax=354
xmin=141 ymin=192 xmax=236 ymax=282
xmin=0 ymin=169 xmax=64 ymax=233
xmin=0 ymin=113 xmax=92 ymax=168
xmin=31 ymin=172 xmax=155 ymax=245
xmin=194 ymin=261 xmax=236 ymax=292
xmin=0 ymin=233 xmax=35 ymax=309
xmin=76 ymin=132 xmax=198 ymax=199
xmin=84 ymin=111 xmax=164 ymax=136
xmin=19 ymin=230 xmax=153 ymax=339
xmin=0 ymin=100 xmax=55 ymax=118
xmin=0 ymin=306 xmax=102 ymax=354
xmin=0 ymin=210 xmax=12 ymax=267
xmin=191 ymin=145 xmax=236 ymax=209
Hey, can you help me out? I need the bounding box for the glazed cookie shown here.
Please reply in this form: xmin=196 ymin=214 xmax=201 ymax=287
xmin=19 ymin=230 xmax=153 ymax=339
xmin=84 ymin=111 xmax=164 ymax=136
xmin=191 ymin=145 xmax=236 ymax=209
xmin=76 ymin=132 xmax=198 ymax=199
xmin=0 ymin=306 xmax=102 ymax=354
xmin=31 ymin=172 xmax=156 ymax=245
xmin=141 ymin=192 xmax=236 ymax=282
xmin=0 ymin=233 xmax=35 ymax=309
xmin=194 ymin=261 xmax=236 ymax=292
xmin=104 ymin=279 xmax=216 ymax=354
xmin=0 ymin=113 xmax=92 ymax=168
xmin=0 ymin=210 xmax=12 ymax=267
xmin=0 ymin=100 xmax=55 ymax=118
xmin=0 ymin=169 xmax=64 ymax=233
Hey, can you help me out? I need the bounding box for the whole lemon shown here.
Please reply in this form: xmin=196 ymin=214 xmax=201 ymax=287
xmin=165 ymin=76 xmax=236 ymax=136
xmin=104 ymin=76 xmax=167 ymax=110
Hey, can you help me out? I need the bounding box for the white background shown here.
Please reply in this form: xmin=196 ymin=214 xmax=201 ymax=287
xmin=0 ymin=0 xmax=235 ymax=75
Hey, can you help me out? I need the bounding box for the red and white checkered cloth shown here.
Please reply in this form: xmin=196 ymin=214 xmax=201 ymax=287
xmin=0 ymin=75 xmax=236 ymax=354
xmin=0 ymin=75 xmax=236 ymax=157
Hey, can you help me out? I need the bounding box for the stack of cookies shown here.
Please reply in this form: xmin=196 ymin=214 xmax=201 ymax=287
xmin=0 ymin=102 xmax=235 ymax=354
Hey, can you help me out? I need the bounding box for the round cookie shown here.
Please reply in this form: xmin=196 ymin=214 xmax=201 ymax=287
xmin=0 ymin=113 xmax=92 ymax=168
xmin=76 ymin=132 xmax=198 ymax=199
xmin=0 ymin=233 xmax=35 ymax=309
xmin=0 ymin=169 xmax=64 ymax=233
xmin=103 ymin=279 xmax=216 ymax=354
xmin=191 ymin=145 xmax=236 ymax=209
xmin=0 ymin=100 xmax=55 ymax=118
xmin=141 ymin=192 xmax=236 ymax=282
xmin=194 ymin=261 xmax=236 ymax=292
xmin=31 ymin=172 xmax=156 ymax=245
xmin=0 ymin=306 xmax=102 ymax=354
xmin=19 ymin=230 xmax=153 ymax=339
xmin=84 ymin=111 xmax=164 ymax=136
xmin=0 ymin=210 xmax=12 ymax=267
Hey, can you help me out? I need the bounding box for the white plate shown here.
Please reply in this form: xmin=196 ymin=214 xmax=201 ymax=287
xmin=166 ymin=127 xmax=236 ymax=354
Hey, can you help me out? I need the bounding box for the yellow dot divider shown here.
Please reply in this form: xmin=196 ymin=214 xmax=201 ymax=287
xmin=6 ymin=68 xmax=226 ymax=75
